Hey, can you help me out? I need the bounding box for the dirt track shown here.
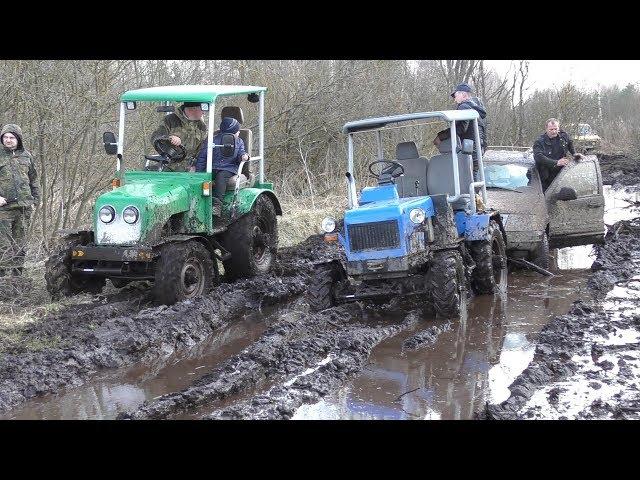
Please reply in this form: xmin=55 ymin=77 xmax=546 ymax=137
xmin=0 ymin=235 xmax=335 ymax=414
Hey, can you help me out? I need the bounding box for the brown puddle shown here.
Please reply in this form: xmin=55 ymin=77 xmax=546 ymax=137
xmin=292 ymin=270 xmax=590 ymax=420
xmin=0 ymin=310 xmax=279 ymax=420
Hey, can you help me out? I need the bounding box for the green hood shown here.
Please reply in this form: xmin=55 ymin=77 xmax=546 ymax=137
xmin=94 ymin=172 xmax=211 ymax=246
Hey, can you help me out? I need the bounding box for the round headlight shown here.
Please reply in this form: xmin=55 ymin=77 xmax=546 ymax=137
xmin=321 ymin=217 xmax=336 ymax=233
xmin=99 ymin=205 xmax=115 ymax=224
xmin=409 ymin=208 xmax=426 ymax=224
xmin=123 ymin=206 xmax=139 ymax=224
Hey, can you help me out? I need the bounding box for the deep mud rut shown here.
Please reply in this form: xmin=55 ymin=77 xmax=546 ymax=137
xmin=1 ymin=155 xmax=639 ymax=420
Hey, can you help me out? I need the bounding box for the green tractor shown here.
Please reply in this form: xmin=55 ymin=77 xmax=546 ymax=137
xmin=45 ymin=85 xmax=282 ymax=304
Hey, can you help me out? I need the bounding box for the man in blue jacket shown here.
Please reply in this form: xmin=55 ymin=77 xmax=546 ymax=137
xmin=195 ymin=117 xmax=249 ymax=217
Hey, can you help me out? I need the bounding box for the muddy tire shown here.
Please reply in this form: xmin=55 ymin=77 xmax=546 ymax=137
xmin=221 ymin=195 xmax=278 ymax=281
xmin=428 ymin=250 xmax=463 ymax=318
xmin=469 ymin=220 xmax=507 ymax=295
xmin=530 ymin=232 xmax=550 ymax=270
xmin=308 ymin=263 xmax=344 ymax=312
xmin=152 ymin=240 xmax=213 ymax=305
xmin=45 ymin=235 xmax=105 ymax=300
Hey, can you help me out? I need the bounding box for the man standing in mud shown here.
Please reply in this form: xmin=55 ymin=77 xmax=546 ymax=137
xmin=533 ymin=118 xmax=583 ymax=192
xmin=150 ymin=102 xmax=208 ymax=172
xmin=0 ymin=124 xmax=40 ymax=276
xmin=434 ymin=82 xmax=487 ymax=176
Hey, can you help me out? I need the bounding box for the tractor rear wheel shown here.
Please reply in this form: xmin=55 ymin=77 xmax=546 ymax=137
xmin=428 ymin=250 xmax=463 ymax=318
xmin=45 ymin=235 xmax=105 ymax=300
xmin=152 ymin=240 xmax=213 ymax=305
xmin=469 ymin=220 xmax=507 ymax=294
xmin=221 ymin=195 xmax=278 ymax=281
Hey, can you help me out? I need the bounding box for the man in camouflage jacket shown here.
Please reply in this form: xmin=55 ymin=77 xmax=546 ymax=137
xmin=0 ymin=124 xmax=41 ymax=275
xmin=150 ymin=102 xmax=207 ymax=171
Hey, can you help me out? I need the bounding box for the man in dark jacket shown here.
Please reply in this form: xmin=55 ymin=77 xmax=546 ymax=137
xmin=195 ymin=117 xmax=248 ymax=218
xmin=434 ymin=82 xmax=487 ymax=174
xmin=533 ymin=118 xmax=583 ymax=191
xmin=150 ymin=102 xmax=207 ymax=171
xmin=0 ymin=124 xmax=41 ymax=275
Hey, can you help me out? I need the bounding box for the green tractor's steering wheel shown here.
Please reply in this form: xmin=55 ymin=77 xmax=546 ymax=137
xmin=150 ymin=136 xmax=187 ymax=163
xmin=368 ymin=160 xmax=405 ymax=182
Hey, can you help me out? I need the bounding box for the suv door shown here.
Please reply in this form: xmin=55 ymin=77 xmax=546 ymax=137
xmin=545 ymin=157 xmax=605 ymax=248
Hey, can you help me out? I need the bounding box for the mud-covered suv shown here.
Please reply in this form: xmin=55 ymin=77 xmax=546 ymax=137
xmin=45 ymin=85 xmax=282 ymax=304
xmin=482 ymin=149 xmax=605 ymax=268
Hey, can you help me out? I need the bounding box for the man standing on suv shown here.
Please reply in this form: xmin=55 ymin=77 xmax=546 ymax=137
xmin=533 ymin=118 xmax=583 ymax=191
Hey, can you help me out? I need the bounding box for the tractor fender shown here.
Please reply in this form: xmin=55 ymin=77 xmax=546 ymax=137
xmin=232 ymin=188 xmax=282 ymax=217
xmin=490 ymin=211 xmax=508 ymax=245
xmin=463 ymin=212 xmax=507 ymax=243
xmin=54 ymin=229 xmax=94 ymax=244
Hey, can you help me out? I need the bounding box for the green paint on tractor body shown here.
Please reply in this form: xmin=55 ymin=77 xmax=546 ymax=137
xmin=94 ymin=170 xmax=277 ymax=246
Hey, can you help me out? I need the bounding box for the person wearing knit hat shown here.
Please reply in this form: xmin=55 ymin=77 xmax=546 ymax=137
xmin=194 ymin=117 xmax=249 ymax=218
xmin=0 ymin=123 xmax=41 ymax=276
xmin=149 ymin=102 xmax=207 ymax=171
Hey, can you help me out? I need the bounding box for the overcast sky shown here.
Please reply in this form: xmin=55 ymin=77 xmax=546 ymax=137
xmin=484 ymin=60 xmax=640 ymax=92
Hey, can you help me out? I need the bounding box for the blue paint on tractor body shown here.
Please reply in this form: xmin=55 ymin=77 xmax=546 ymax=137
xmin=460 ymin=212 xmax=491 ymax=241
xmin=340 ymin=190 xmax=434 ymax=262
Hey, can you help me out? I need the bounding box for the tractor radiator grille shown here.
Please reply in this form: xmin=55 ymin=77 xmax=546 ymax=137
xmin=348 ymin=220 xmax=400 ymax=252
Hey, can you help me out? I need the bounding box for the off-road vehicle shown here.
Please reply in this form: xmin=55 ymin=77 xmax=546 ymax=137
xmin=310 ymin=110 xmax=508 ymax=317
xmin=45 ymin=85 xmax=281 ymax=304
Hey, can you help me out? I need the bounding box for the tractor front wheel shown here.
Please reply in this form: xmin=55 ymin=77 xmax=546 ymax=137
xmin=308 ymin=262 xmax=345 ymax=312
xmin=152 ymin=240 xmax=213 ymax=305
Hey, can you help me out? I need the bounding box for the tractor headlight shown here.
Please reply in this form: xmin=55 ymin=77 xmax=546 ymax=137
xmin=99 ymin=205 xmax=115 ymax=224
xmin=321 ymin=217 xmax=336 ymax=233
xmin=409 ymin=208 xmax=426 ymax=224
xmin=123 ymin=206 xmax=140 ymax=224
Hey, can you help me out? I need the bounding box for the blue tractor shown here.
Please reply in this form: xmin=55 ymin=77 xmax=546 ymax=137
xmin=310 ymin=110 xmax=508 ymax=317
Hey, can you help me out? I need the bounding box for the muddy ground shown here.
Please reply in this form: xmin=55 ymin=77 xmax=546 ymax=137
xmin=483 ymin=217 xmax=640 ymax=419
xmin=598 ymin=152 xmax=640 ymax=188
xmin=0 ymin=235 xmax=336 ymax=414
xmin=0 ymin=154 xmax=638 ymax=420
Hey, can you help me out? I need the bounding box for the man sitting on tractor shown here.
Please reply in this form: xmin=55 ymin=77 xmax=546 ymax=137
xmin=150 ymin=101 xmax=207 ymax=171
xmin=195 ymin=117 xmax=249 ymax=218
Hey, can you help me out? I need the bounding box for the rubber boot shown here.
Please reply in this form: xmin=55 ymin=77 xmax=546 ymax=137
xmin=212 ymin=198 xmax=224 ymax=228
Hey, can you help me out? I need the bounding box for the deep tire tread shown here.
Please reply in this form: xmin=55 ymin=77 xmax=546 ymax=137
xmin=221 ymin=195 xmax=278 ymax=281
xmin=152 ymin=241 xmax=213 ymax=305
xmin=470 ymin=220 xmax=507 ymax=294
xmin=428 ymin=250 xmax=462 ymax=318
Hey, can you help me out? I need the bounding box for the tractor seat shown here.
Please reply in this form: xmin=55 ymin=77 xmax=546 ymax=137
xmin=426 ymin=136 xmax=473 ymax=210
xmin=395 ymin=141 xmax=429 ymax=198
xmin=225 ymin=173 xmax=253 ymax=191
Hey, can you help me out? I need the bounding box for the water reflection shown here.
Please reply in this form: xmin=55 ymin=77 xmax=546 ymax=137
xmin=2 ymin=315 xmax=271 ymax=420
xmin=294 ymin=271 xmax=588 ymax=420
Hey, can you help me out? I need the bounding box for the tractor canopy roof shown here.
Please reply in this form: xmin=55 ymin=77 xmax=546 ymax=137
xmin=342 ymin=110 xmax=479 ymax=134
xmin=121 ymin=85 xmax=267 ymax=103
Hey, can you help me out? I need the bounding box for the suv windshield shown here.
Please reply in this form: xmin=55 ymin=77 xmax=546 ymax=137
xmin=484 ymin=163 xmax=531 ymax=190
